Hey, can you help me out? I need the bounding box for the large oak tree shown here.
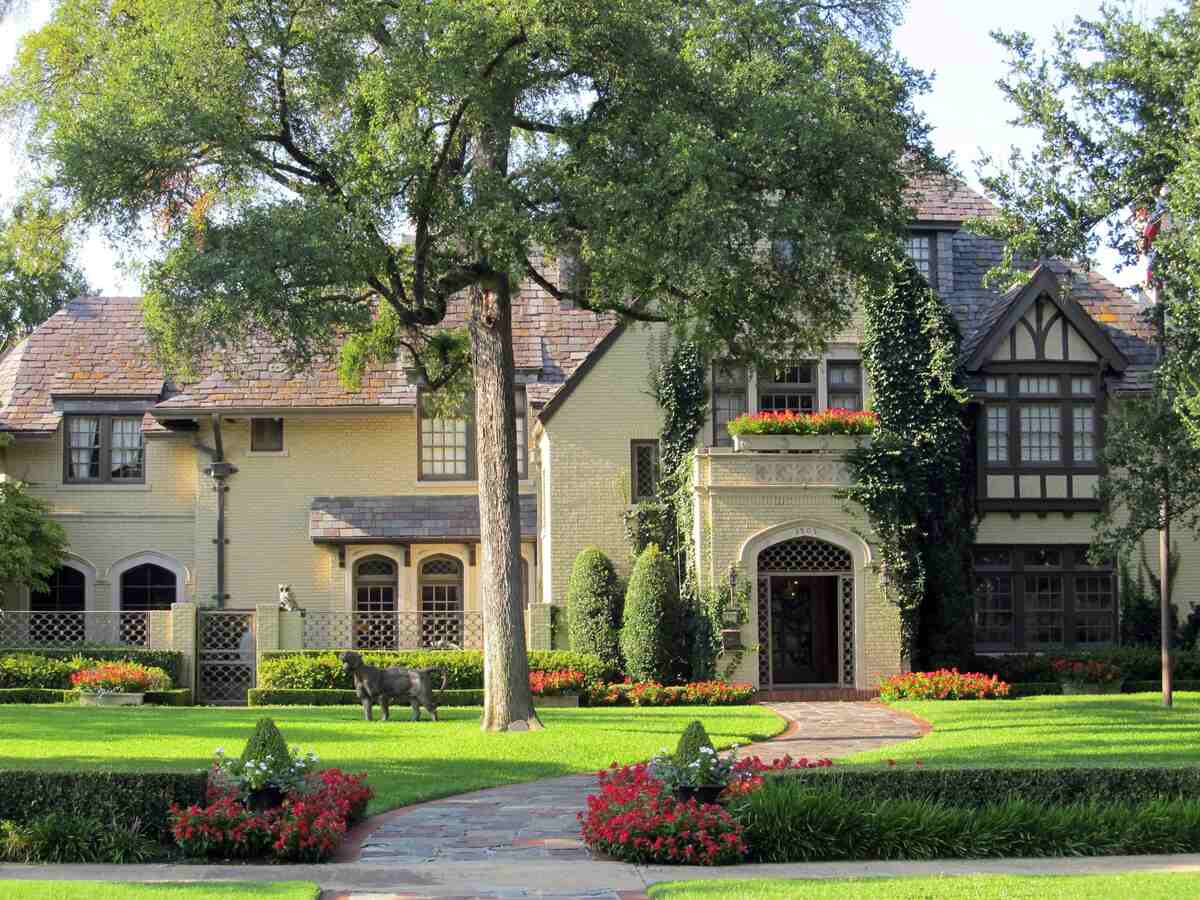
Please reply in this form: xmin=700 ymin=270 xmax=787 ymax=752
xmin=3 ymin=0 xmax=933 ymax=729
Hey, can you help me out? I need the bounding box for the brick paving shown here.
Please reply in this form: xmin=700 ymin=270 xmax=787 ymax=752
xmin=346 ymin=701 xmax=926 ymax=883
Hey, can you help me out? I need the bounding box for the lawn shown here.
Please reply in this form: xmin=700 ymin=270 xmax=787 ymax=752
xmin=2 ymin=882 xmax=318 ymax=900
xmin=0 ymin=704 xmax=782 ymax=814
xmin=845 ymin=693 xmax=1200 ymax=768
xmin=648 ymin=873 xmax=1200 ymax=899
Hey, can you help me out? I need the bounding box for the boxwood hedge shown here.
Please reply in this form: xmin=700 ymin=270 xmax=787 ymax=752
xmin=0 ymin=649 xmax=184 ymax=688
xmin=0 ymin=688 xmax=192 ymax=705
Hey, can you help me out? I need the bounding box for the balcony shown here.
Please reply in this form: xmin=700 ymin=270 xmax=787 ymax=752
xmin=695 ymin=439 xmax=859 ymax=491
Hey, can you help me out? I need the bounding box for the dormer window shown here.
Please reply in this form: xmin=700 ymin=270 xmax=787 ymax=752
xmin=904 ymin=232 xmax=935 ymax=282
xmin=63 ymin=415 xmax=144 ymax=484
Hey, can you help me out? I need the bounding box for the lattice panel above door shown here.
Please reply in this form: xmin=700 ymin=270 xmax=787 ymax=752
xmin=757 ymin=538 xmax=852 ymax=573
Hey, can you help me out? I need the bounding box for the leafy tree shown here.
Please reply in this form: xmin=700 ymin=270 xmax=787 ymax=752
xmin=620 ymin=543 xmax=678 ymax=683
xmin=565 ymin=547 xmax=622 ymax=672
xmin=3 ymin=0 xmax=933 ymax=728
xmin=0 ymin=436 xmax=69 ymax=599
xmin=0 ymin=192 xmax=89 ymax=349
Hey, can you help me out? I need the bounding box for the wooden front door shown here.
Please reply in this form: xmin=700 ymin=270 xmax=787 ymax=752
xmin=768 ymin=575 xmax=838 ymax=684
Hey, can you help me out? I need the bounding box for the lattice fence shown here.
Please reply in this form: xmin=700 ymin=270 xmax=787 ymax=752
xmin=0 ymin=610 xmax=149 ymax=648
xmin=758 ymin=538 xmax=852 ymax=573
xmin=197 ymin=610 xmax=255 ymax=705
xmin=303 ymin=611 xmax=484 ymax=651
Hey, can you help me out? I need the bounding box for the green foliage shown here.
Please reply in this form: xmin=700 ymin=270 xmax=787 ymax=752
xmin=620 ymin=544 xmax=679 ymax=683
xmin=0 ymin=651 xmax=184 ymax=689
xmin=961 ymin=648 xmax=1200 ymax=684
xmin=0 ymin=481 xmax=68 ymax=600
xmin=257 ymin=650 xmax=610 ymax=691
xmin=0 ymin=688 xmax=73 ymax=704
xmin=673 ymin=720 xmax=715 ymax=770
xmin=623 ymin=501 xmax=669 ymax=558
xmin=1118 ymin=549 xmax=1181 ymax=648
xmin=241 ymin=718 xmax=290 ymax=767
xmin=0 ymin=812 xmax=163 ymax=863
xmin=0 ymin=771 xmax=206 ymax=842
xmin=565 ymin=548 xmax=622 ymax=671
xmin=843 ymin=257 xmax=974 ymax=664
xmin=0 ymin=654 xmax=76 ymax=689
xmin=247 ymin=688 xmax=484 ymax=707
xmin=651 ymin=338 xmax=709 ymax=499
xmin=736 ymin=782 xmax=1200 ymax=863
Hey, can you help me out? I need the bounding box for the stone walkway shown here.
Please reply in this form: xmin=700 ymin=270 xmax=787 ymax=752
xmin=349 ymin=702 xmax=927 ymax=870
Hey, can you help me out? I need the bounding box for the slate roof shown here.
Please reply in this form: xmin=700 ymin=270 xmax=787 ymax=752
xmin=906 ymin=172 xmax=998 ymax=224
xmin=310 ymin=494 xmax=537 ymax=542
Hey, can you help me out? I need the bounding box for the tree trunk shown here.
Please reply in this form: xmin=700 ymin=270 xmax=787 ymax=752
xmin=471 ymin=276 xmax=542 ymax=732
xmin=1161 ymin=494 xmax=1173 ymax=708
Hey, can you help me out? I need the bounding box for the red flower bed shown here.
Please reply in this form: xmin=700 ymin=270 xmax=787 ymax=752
xmin=720 ymin=754 xmax=834 ymax=798
xmin=529 ymin=669 xmax=587 ymax=696
xmin=878 ymin=669 xmax=1011 ymax=701
xmin=726 ymin=409 xmax=878 ymax=437
xmin=69 ymin=662 xmax=159 ymax=694
xmin=585 ymin=680 xmax=756 ymax=707
xmin=171 ymin=768 xmax=371 ymax=862
xmin=1051 ymin=658 xmax=1123 ymax=684
xmin=579 ymin=763 xmax=747 ymax=865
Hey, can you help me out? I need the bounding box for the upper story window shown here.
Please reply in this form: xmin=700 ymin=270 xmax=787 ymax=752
xmin=631 ymin=439 xmax=660 ymax=502
xmin=904 ymin=232 xmax=934 ymax=282
xmin=64 ymin=415 xmax=145 ymax=484
xmin=980 ymin=372 xmax=1100 ymax=469
xmin=251 ymin=417 xmax=284 ymax=452
xmin=758 ymin=362 xmax=816 ymax=413
xmin=827 ymin=361 xmax=864 ymax=410
xmin=712 ymin=363 xmax=748 ymax=447
xmin=418 ymin=388 xmax=527 ymax=481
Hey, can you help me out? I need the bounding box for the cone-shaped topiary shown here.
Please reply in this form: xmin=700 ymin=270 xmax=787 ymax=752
xmin=674 ymin=720 xmax=715 ymax=769
xmin=566 ymin=547 xmax=622 ymax=673
xmin=241 ymin=717 xmax=290 ymax=765
xmin=619 ymin=543 xmax=678 ymax=682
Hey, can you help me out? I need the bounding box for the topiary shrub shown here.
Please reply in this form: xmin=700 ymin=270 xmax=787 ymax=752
xmin=241 ymin=718 xmax=290 ymax=765
xmin=566 ymin=547 xmax=622 ymax=671
xmin=674 ymin=720 xmax=715 ymax=769
xmin=619 ymin=543 xmax=678 ymax=682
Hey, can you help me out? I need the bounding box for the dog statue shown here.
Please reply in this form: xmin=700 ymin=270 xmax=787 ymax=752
xmin=339 ymin=651 xmax=447 ymax=722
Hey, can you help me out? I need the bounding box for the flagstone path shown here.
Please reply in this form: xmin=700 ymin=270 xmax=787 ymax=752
xmin=343 ymin=701 xmax=928 ymax=872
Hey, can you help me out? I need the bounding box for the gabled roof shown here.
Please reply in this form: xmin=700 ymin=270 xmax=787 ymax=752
xmin=963 ymin=265 xmax=1131 ymax=372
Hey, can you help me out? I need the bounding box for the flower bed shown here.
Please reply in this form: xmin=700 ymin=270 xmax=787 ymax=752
xmin=585 ymin=680 xmax=756 ymax=707
xmin=726 ymin=409 xmax=877 ymax=437
xmin=530 ymin=669 xmax=586 ymax=696
xmin=70 ymin=662 xmax=170 ymax=696
xmin=878 ymin=669 xmax=1010 ymax=701
xmin=1052 ymin=658 xmax=1123 ymax=687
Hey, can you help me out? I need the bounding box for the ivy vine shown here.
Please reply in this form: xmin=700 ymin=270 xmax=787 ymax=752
xmin=842 ymin=257 xmax=978 ymax=666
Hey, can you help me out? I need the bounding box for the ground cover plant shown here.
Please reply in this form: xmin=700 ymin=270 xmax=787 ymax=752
xmin=2 ymin=882 xmax=319 ymax=900
xmin=878 ymin=669 xmax=1010 ymax=700
xmin=854 ymin=693 xmax=1200 ymax=768
xmin=0 ymin=705 xmax=781 ymax=816
xmin=646 ymin=872 xmax=1200 ymax=900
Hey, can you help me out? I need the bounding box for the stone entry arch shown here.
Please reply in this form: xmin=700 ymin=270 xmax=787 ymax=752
xmin=754 ymin=536 xmax=855 ymax=688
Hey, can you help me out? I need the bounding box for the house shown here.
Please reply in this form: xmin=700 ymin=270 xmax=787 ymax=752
xmin=0 ymin=176 xmax=1177 ymax=701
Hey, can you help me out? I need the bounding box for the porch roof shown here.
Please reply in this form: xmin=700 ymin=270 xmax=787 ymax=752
xmin=309 ymin=494 xmax=537 ymax=543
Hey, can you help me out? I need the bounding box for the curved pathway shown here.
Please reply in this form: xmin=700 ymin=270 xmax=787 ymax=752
xmin=343 ymin=701 xmax=927 ymax=870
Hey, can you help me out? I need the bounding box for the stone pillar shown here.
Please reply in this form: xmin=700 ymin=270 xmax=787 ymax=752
xmin=528 ymin=602 xmax=554 ymax=651
xmin=147 ymin=610 xmax=172 ymax=649
xmin=170 ymin=602 xmax=198 ymax=689
xmin=279 ymin=610 xmax=305 ymax=651
xmin=255 ymin=603 xmax=280 ymax=686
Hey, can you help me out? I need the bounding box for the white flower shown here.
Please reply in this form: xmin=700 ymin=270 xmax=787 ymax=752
xmin=215 ymin=747 xmax=225 ymax=755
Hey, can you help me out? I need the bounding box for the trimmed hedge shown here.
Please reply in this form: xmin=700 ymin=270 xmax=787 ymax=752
xmin=248 ymin=687 xmax=486 ymax=706
xmin=0 ymin=649 xmax=183 ymax=688
xmin=566 ymin=548 xmax=623 ymax=671
xmin=0 ymin=688 xmax=191 ymax=705
xmin=783 ymin=766 xmax=1200 ymax=808
xmin=960 ymin=649 xmax=1200 ymax=684
xmin=619 ymin=544 xmax=678 ymax=683
xmin=1005 ymin=680 xmax=1200 ymax=697
xmin=257 ymin=649 xmax=610 ymax=690
xmin=0 ymin=771 xmax=207 ymax=841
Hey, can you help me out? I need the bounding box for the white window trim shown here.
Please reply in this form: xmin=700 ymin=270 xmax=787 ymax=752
xmin=107 ymin=551 xmax=191 ymax=610
xmin=19 ymin=554 xmax=96 ymax=612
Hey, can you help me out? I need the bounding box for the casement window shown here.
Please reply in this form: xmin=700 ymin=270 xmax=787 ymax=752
xmin=64 ymin=415 xmax=145 ymax=484
xmin=630 ymin=439 xmax=660 ymax=502
xmin=980 ymin=373 xmax=1101 ymax=471
xmin=827 ymin=361 xmax=864 ymax=411
xmin=904 ymin=232 xmax=935 ymax=282
xmin=973 ymin=546 xmax=1115 ymax=651
xmin=251 ymin=417 xmax=285 ymax=452
xmin=758 ymin=362 xmax=817 ymax=413
xmin=418 ymin=389 xmax=527 ymax=480
xmin=712 ymin=363 xmax=749 ymax=447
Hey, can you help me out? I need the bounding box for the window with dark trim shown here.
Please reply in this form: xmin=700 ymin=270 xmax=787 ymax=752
xmin=251 ymin=417 xmax=285 ymax=452
xmin=120 ymin=563 xmax=177 ymax=611
xmin=979 ymin=372 xmax=1102 ymax=473
xmin=64 ymin=415 xmax=145 ymax=483
xmin=904 ymin=231 xmax=936 ymax=282
xmin=827 ymin=361 xmax=864 ymax=411
xmin=758 ymin=362 xmax=816 ymax=413
xmin=972 ymin=545 xmax=1115 ymax=651
xmin=631 ymin=439 xmax=660 ymax=502
xmin=29 ymin=565 xmax=87 ymax=644
xmin=712 ymin=362 xmax=748 ymax=446
xmin=418 ymin=388 xmax=527 ymax=480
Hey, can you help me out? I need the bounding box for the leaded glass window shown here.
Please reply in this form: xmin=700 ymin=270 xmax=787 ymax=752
xmin=904 ymin=232 xmax=933 ymax=280
xmin=986 ymin=405 xmax=1009 ymax=464
xmin=631 ymin=440 xmax=659 ymax=502
xmin=1073 ymin=406 xmax=1096 ymax=463
xmin=1020 ymin=405 xmax=1061 ymax=462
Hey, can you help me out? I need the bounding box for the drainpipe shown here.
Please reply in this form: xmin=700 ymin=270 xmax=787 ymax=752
xmin=196 ymin=415 xmax=237 ymax=608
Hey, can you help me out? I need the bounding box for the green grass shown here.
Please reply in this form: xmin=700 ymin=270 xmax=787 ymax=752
xmin=0 ymin=882 xmax=318 ymax=900
xmin=648 ymin=872 xmax=1200 ymax=899
xmin=846 ymin=693 xmax=1200 ymax=768
xmin=0 ymin=704 xmax=782 ymax=815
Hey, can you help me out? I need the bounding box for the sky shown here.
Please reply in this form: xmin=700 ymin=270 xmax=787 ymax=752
xmin=0 ymin=0 xmax=1182 ymax=296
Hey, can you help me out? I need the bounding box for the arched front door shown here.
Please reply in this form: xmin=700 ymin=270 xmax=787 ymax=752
xmin=420 ymin=556 xmax=464 ymax=648
xmin=756 ymin=538 xmax=852 ymax=686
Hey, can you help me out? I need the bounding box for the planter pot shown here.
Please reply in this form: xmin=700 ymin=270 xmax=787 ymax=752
xmin=720 ymin=628 xmax=744 ymax=651
xmin=78 ymin=692 xmax=144 ymax=707
xmin=534 ymin=694 xmax=581 ymax=708
xmin=675 ymin=785 xmax=726 ymax=805
xmin=732 ymin=433 xmax=872 ymax=454
xmin=246 ymin=786 xmax=286 ymax=813
xmin=1060 ymin=680 xmax=1124 ymax=695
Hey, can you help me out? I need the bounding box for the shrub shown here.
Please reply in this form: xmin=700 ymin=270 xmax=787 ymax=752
xmin=242 ymin=717 xmax=291 ymax=764
xmin=1051 ymin=658 xmax=1123 ymax=684
xmin=957 ymin=649 xmax=1200 ymax=684
xmin=624 ymin=502 xmax=669 ymax=557
xmin=0 ymin=771 xmax=206 ymax=841
xmin=566 ymin=548 xmax=623 ymax=671
xmin=70 ymin=662 xmax=169 ymax=694
xmin=726 ymin=409 xmax=878 ymax=437
xmin=258 ymin=649 xmax=610 ymax=690
xmin=0 ymin=653 xmax=76 ymax=689
xmin=620 ymin=544 xmax=679 ymax=683
xmin=0 ymin=649 xmax=184 ymax=685
xmin=583 ymin=681 xmax=755 ymax=707
xmin=170 ymin=796 xmax=275 ymax=860
xmin=675 ymin=721 xmax=715 ymax=769
xmin=683 ymin=681 xmax=757 ymax=705
xmin=247 ymin=687 xmax=485 ymax=706
xmin=529 ymin=669 xmax=586 ymax=696
xmin=578 ymin=763 xmax=747 ymax=865
xmin=878 ymin=669 xmax=1010 ymax=701
xmin=0 ymin=688 xmax=72 ymax=704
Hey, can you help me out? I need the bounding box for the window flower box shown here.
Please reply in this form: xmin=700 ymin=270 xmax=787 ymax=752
xmin=79 ymin=691 xmax=144 ymax=707
xmin=727 ymin=410 xmax=877 ymax=454
xmin=732 ymin=433 xmax=872 ymax=453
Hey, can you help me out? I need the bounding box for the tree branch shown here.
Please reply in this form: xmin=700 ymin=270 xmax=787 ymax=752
xmin=524 ymin=259 xmax=667 ymax=322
